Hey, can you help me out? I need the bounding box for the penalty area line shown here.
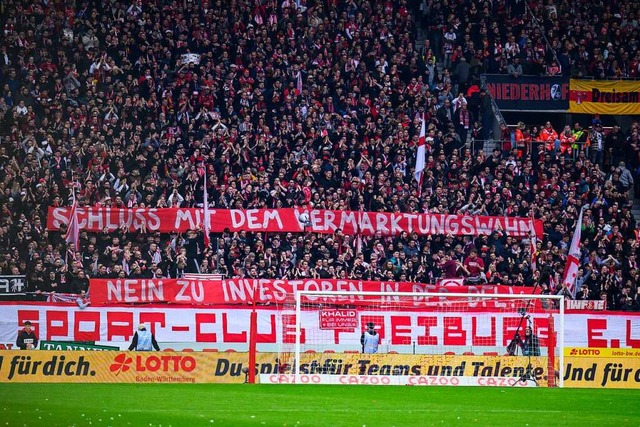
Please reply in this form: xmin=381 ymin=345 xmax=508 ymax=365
xmin=196 ymin=408 xmax=564 ymax=414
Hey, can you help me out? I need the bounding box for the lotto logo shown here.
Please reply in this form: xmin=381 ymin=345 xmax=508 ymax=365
xmin=569 ymin=348 xmax=600 ymax=356
xmin=110 ymin=353 xmax=196 ymax=375
xmin=110 ymin=353 xmax=133 ymax=375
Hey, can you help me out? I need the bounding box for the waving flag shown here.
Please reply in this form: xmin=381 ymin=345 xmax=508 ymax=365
xmin=562 ymin=207 xmax=585 ymax=296
xmin=414 ymin=115 xmax=426 ymax=196
xmin=64 ymin=191 xmax=79 ymax=248
xmin=529 ymin=212 xmax=537 ymax=273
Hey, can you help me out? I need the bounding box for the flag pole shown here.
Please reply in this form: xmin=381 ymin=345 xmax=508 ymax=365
xmin=529 ymin=207 xmax=537 ymax=274
xmin=64 ymin=176 xmax=79 ymax=250
xmin=414 ymin=113 xmax=426 ymax=198
xmin=203 ymin=168 xmax=211 ymax=248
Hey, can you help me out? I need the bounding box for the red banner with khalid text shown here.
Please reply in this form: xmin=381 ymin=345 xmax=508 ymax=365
xmin=88 ymin=278 xmax=539 ymax=306
xmin=47 ymin=207 xmax=543 ymax=238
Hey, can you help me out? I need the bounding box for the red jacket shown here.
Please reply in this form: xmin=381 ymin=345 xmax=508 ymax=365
xmin=539 ymin=127 xmax=558 ymax=151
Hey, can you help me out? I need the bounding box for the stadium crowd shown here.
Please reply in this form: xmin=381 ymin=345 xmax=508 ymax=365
xmin=420 ymin=0 xmax=640 ymax=79
xmin=0 ymin=0 xmax=639 ymax=311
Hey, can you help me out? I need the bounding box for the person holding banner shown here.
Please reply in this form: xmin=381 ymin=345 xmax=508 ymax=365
xmin=16 ymin=321 xmax=38 ymax=350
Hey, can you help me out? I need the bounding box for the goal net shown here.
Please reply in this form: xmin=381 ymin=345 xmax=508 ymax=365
xmin=291 ymin=291 xmax=564 ymax=387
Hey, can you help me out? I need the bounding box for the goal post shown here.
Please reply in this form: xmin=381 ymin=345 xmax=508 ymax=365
xmin=293 ymin=291 xmax=564 ymax=387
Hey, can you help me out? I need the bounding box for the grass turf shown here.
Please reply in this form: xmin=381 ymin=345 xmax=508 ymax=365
xmin=0 ymin=384 xmax=639 ymax=427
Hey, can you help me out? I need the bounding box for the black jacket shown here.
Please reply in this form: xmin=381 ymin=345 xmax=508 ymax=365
xmin=16 ymin=329 xmax=38 ymax=350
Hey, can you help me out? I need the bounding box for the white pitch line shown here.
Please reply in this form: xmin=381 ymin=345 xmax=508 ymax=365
xmin=169 ymin=408 xmax=564 ymax=414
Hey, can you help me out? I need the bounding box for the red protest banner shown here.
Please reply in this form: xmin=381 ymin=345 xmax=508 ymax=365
xmin=88 ymin=278 xmax=539 ymax=306
xmin=47 ymin=207 xmax=543 ymax=238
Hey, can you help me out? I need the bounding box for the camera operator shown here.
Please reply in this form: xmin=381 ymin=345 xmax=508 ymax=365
xmin=506 ymin=332 xmax=522 ymax=355
xmin=521 ymin=326 xmax=540 ymax=356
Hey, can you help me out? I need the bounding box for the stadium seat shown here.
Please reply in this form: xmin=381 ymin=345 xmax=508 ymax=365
xmin=344 ymin=350 xmax=359 ymax=353
xmin=323 ymin=350 xmax=336 ymax=353
xmin=462 ymin=352 xmax=475 ymax=355
xmin=483 ymin=352 xmax=499 ymax=356
xmin=225 ymin=349 xmax=237 ymax=352
xmin=444 ymin=352 xmax=456 ymax=355
xmin=203 ymin=349 xmax=219 ymax=352
xmin=304 ymin=350 xmax=317 ymax=353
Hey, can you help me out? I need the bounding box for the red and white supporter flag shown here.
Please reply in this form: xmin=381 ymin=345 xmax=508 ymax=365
xmin=414 ymin=115 xmax=426 ymax=195
xmin=203 ymin=171 xmax=211 ymax=247
xmin=296 ymin=71 xmax=302 ymax=94
xmin=562 ymin=207 xmax=585 ymax=296
xmin=529 ymin=213 xmax=537 ymax=273
xmin=64 ymin=195 xmax=79 ymax=248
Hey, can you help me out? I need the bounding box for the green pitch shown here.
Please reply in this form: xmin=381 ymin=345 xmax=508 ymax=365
xmin=0 ymin=384 xmax=638 ymax=426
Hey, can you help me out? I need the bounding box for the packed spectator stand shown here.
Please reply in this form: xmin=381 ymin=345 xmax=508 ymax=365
xmin=0 ymin=0 xmax=639 ymax=312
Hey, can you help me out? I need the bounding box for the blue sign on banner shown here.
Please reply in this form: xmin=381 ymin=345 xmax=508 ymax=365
xmin=484 ymin=74 xmax=569 ymax=111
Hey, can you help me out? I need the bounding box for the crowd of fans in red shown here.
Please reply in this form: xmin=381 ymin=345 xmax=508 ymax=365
xmin=0 ymin=0 xmax=639 ymax=311
xmin=420 ymin=0 xmax=640 ymax=79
